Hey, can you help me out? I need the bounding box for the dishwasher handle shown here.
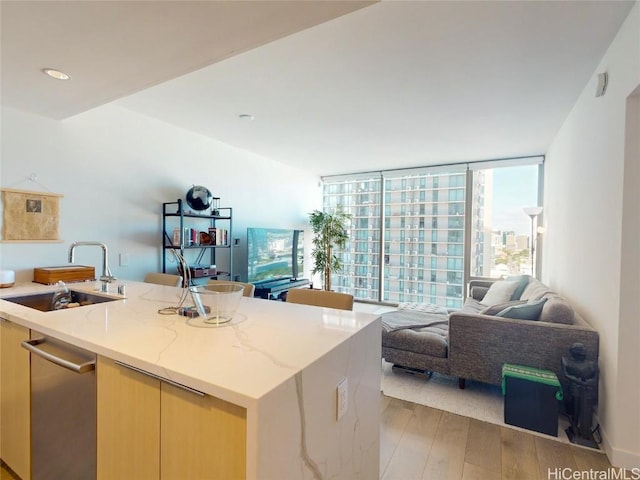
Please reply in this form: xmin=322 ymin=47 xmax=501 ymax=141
xmin=21 ymin=338 xmax=96 ymax=374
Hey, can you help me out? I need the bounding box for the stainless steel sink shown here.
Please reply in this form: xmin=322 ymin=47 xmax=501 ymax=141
xmin=3 ymin=290 xmax=119 ymax=312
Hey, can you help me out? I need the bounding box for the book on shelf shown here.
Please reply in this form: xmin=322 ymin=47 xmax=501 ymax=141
xmin=207 ymin=227 xmax=228 ymax=246
xmin=182 ymin=227 xmax=198 ymax=246
xmin=174 ymin=227 xmax=228 ymax=247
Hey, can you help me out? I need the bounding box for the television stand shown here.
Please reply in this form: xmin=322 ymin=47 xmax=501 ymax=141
xmin=254 ymin=278 xmax=310 ymax=300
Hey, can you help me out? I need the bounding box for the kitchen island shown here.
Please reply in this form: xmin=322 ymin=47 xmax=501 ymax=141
xmin=0 ymin=281 xmax=381 ymax=480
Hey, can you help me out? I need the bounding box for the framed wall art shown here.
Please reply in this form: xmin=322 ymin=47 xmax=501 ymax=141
xmin=1 ymin=188 xmax=63 ymax=242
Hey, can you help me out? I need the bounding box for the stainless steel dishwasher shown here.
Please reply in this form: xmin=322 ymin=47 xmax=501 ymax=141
xmin=22 ymin=331 xmax=97 ymax=480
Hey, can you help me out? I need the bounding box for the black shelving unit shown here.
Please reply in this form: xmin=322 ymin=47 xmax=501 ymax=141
xmin=162 ymin=199 xmax=233 ymax=284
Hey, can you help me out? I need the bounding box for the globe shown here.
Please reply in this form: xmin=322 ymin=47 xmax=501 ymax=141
xmin=185 ymin=185 xmax=213 ymax=211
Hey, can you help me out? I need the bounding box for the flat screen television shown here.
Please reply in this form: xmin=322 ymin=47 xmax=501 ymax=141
xmin=247 ymin=228 xmax=304 ymax=284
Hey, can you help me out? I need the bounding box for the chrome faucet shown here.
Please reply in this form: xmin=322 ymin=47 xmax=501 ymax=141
xmin=50 ymin=281 xmax=72 ymax=310
xmin=68 ymin=241 xmax=116 ymax=291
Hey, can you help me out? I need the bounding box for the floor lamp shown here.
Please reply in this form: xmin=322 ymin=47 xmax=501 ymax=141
xmin=523 ymin=207 xmax=543 ymax=277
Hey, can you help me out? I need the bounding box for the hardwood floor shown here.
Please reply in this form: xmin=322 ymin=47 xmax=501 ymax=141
xmin=1 ymin=396 xmax=614 ymax=480
xmin=381 ymin=395 xmax=613 ymax=480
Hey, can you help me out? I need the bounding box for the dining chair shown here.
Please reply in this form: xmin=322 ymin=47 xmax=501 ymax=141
xmin=286 ymin=288 xmax=354 ymax=311
xmin=144 ymin=272 xmax=183 ymax=287
xmin=207 ymin=279 xmax=255 ymax=298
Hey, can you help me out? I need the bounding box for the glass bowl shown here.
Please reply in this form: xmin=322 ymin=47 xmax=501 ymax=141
xmin=189 ymin=283 xmax=244 ymax=325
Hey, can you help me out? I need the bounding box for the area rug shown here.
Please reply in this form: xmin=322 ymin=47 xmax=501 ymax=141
xmin=380 ymin=360 xmax=572 ymax=443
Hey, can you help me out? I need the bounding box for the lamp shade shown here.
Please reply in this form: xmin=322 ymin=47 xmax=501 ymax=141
xmin=523 ymin=206 xmax=543 ymax=217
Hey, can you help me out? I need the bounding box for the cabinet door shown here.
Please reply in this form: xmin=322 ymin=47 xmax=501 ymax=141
xmin=0 ymin=318 xmax=2 ymax=461
xmin=0 ymin=320 xmax=31 ymax=480
xmin=160 ymin=382 xmax=247 ymax=480
xmin=96 ymin=356 xmax=161 ymax=480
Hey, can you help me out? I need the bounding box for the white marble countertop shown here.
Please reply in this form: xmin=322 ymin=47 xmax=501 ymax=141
xmin=0 ymin=281 xmax=380 ymax=409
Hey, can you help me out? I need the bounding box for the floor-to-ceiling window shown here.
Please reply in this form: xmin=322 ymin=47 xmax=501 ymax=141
xmin=469 ymin=161 xmax=541 ymax=279
xmin=323 ymin=157 xmax=542 ymax=307
xmin=323 ymin=174 xmax=382 ymax=301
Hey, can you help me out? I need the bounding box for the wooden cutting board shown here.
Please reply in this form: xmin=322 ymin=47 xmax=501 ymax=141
xmin=33 ymin=265 xmax=96 ymax=285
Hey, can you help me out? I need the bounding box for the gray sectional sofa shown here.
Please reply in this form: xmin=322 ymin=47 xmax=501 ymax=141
xmin=381 ymin=276 xmax=599 ymax=391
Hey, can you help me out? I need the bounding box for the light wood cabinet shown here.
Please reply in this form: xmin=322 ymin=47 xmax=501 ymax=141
xmin=0 ymin=318 xmax=2 ymax=461
xmin=161 ymin=381 xmax=246 ymax=480
xmin=96 ymin=356 xmax=246 ymax=480
xmin=96 ymin=356 xmax=160 ymax=480
xmin=0 ymin=319 xmax=31 ymax=480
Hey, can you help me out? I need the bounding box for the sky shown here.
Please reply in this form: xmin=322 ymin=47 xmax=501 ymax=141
xmin=490 ymin=165 xmax=539 ymax=235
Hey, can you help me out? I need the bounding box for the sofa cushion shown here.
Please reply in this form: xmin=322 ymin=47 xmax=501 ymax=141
xmin=398 ymin=302 xmax=449 ymax=315
xmin=520 ymin=278 xmax=552 ymax=301
xmin=496 ymin=297 xmax=547 ymax=320
xmin=480 ymin=280 xmax=519 ymax=306
xmin=480 ymin=300 xmax=527 ymax=316
xmin=506 ymin=275 xmax=531 ymax=300
xmin=382 ymin=322 xmax=449 ymax=358
xmin=539 ymin=294 xmax=575 ymax=325
xmin=381 ymin=310 xmax=448 ymax=332
xmin=470 ymin=285 xmax=490 ymax=301
xmin=462 ymin=298 xmax=488 ymax=314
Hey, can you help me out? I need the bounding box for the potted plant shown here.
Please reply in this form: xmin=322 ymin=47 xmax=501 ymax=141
xmin=309 ymin=206 xmax=351 ymax=291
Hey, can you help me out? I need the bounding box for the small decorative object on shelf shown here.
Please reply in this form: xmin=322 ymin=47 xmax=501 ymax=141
xmin=185 ymin=185 xmax=214 ymax=212
xmin=162 ymin=199 xmax=233 ymax=285
xmin=199 ymin=231 xmax=212 ymax=245
xmin=212 ymin=197 xmax=220 ymax=216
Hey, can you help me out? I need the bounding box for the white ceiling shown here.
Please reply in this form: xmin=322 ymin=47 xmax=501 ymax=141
xmin=2 ymin=1 xmax=635 ymax=176
xmin=0 ymin=0 xmax=373 ymax=118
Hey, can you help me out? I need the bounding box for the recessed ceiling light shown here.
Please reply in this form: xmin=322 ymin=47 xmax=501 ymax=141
xmin=42 ymin=68 xmax=71 ymax=80
xmin=238 ymin=114 xmax=254 ymax=121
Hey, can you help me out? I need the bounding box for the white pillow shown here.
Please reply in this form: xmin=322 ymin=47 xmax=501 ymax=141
xmin=480 ymin=280 xmax=519 ymax=306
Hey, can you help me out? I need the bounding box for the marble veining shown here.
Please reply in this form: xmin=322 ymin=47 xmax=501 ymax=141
xmin=296 ymin=372 xmax=323 ymax=480
xmin=231 ymin=322 xmax=298 ymax=371
xmin=253 ymin=321 xmax=381 ymax=479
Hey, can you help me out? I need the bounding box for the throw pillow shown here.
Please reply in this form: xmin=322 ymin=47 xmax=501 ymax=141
xmin=480 ymin=300 xmax=527 ymax=316
xmin=496 ymin=297 xmax=548 ymax=321
xmin=480 ymin=280 xmax=519 ymax=306
xmin=538 ymin=295 xmax=575 ymax=325
xmin=505 ymin=275 xmax=530 ymax=300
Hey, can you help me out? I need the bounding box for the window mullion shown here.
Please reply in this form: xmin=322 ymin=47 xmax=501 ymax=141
xmin=463 ymin=167 xmax=473 ymax=301
xmin=378 ymin=177 xmax=386 ymax=302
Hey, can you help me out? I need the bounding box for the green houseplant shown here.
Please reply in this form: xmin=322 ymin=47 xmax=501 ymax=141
xmin=309 ymin=206 xmax=351 ymax=291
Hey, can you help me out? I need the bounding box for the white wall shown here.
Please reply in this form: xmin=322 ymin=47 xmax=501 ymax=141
xmin=616 ymin=89 xmax=640 ymax=467
xmin=0 ymin=104 xmax=321 ymax=284
xmin=543 ymin=3 xmax=639 ymax=468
